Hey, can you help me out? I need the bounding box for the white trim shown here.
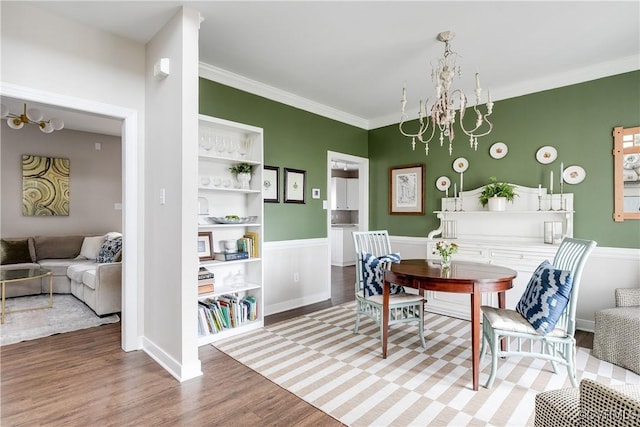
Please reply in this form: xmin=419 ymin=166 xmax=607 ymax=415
xmin=266 ymin=291 xmax=329 ymax=315
xmin=199 ymin=62 xmax=370 ymax=130
xmin=263 ymin=237 xmax=327 ymax=250
xmin=142 ymin=337 xmax=202 ymax=382
xmin=0 ymin=82 xmax=140 ymax=352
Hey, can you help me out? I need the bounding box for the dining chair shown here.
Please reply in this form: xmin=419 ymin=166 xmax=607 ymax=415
xmin=352 ymin=230 xmax=426 ymax=348
xmin=480 ymin=237 xmax=597 ymax=388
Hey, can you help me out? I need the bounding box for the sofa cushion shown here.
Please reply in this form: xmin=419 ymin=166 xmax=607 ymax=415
xmin=34 ymin=235 xmax=86 ymax=261
xmin=67 ymin=263 xmax=98 ymax=282
xmin=38 ymin=259 xmax=93 ymax=276
xmin=1 ymin=238 xmax=35 ymax=264
xmin=96 ymin=237 xmax=122 ymax=263
xmin=78 ymin=235 xmax=106 ymax=260
xmin=82 ymin=269 xmax=97 ymax=290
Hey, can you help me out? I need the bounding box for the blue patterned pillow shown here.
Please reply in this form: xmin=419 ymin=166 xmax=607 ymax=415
xmin=96 ymin=237 xmax=122 ymax=263
xmin=361 ymin=252 xmax=404 ymax=297
xmin=516 ymin=260 xmax=573 ymax=335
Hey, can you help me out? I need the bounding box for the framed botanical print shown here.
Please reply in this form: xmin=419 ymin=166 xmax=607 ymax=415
xmin=389 ymin=163 xmax=424 ymax=215
xmin=284 ymin=168 xmax=306 ymax=204
xmin=263 ymin=166 xmax=279 ymax=203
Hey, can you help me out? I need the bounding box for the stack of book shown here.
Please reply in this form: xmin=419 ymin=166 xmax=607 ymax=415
xmin=198 ymin=267 xmax=215 ymax=294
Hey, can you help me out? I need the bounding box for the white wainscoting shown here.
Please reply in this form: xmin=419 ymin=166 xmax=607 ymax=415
xmin=263 ymin=238 xmax=330 ymax=315
xmin=390 ymin=236 xmax=640 ymax=332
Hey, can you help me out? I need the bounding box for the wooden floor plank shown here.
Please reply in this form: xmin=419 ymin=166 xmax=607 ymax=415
xmin=1 ymin=265 xmax=592 ymax=426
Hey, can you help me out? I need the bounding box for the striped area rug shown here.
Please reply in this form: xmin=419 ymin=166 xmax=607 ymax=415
xmin=214 ymin=303 xmax=640 ymax=426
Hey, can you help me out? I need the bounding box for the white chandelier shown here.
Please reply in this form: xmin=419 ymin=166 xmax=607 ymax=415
xmin=1 ymin=103 xmax=64 ymax=133
xmin=399 ymin=31 xmax=494 ymax=156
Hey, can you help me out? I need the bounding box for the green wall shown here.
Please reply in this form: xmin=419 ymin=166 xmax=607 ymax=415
xmin=369 ymin=71 xmax=640 ymax=248
xmin=199 ymin=79 xmax=368 ymax=241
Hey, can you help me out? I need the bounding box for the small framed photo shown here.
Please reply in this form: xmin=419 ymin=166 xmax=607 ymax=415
xmin=284 ymin=168 xmax=306 ymax=204
xmin=197 ymin=232 xmax=214 ymax=261
xmin=389 ymin=163 xmax=425 ymax=215
xmin=263 ymin=166 xmax=279 ymax=203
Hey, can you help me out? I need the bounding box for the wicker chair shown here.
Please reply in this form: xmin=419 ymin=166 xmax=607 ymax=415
xmin=534 ymin=378 xmax=640 ymax=427
xmin=593 ymin=288 xmax=640 ymax=375
xmin=352 ymin=230 xmax=426 ymax=347
xmin=480 ymin=237 xmax=597 ymax=388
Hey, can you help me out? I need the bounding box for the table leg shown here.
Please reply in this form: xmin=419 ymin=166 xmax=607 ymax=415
xmin=470 ymin=285 xmax=481 ymax=391
xmin=382 ymin=276 xmax=389 ymax=359
xmin=498 ymin=291 xmax=507 ymax=352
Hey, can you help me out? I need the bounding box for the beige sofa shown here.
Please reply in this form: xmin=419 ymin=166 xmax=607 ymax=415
xmin=0 ymin=234 xmax=122 ymax=316
xmin=535 ymin=379 xmax=640 ymax=427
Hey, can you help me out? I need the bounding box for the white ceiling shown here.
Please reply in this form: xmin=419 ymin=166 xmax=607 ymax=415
xmin=9 ymin=1 xmax=640 ymax=135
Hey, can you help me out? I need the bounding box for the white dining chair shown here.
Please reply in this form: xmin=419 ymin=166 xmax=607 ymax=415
xmin=352 ymin=230 xmax=426 ymax=348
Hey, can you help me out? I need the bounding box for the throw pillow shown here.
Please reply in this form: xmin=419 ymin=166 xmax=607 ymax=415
xmin=361 ymin=252 xmax=404 ymax=297
xmin=516 ymin=260 xmax=573 ymax=335
xmin=96 ymin=237 xmax=123 ymax=263
xmin=0 ymin=239 xmax=33 ymax=264
xmin=79 ymin=235 xmax=106 ymax=260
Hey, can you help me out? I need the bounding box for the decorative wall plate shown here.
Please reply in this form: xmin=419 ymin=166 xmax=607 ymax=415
xmin=563 ymin=165 xmax=586 ymax=184
xmin=536 ymin=146 xmax=557 ymax=164
xmin=435 ymin=176 xmax=451 ymax=191
xmin=452 ymin=157 xmax=469 ymax=173
xmin=490 ymin=142 xmax=508 ymax=159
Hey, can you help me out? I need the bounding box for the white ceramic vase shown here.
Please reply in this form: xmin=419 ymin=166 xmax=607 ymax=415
xmin=236 ymin=172 xmax=251 ymax=190
xmin=488 ymin=196 xmax=507 ymax=211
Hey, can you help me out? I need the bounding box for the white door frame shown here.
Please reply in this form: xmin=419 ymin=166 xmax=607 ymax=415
xmin=1 ymin=83 xmax=140 ymax=351
xmin=326 ymin=151 xmax=369 ymax=284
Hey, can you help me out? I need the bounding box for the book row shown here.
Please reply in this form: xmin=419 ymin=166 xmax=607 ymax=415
xmin=198 ymin=294 xmax=258 ymax=336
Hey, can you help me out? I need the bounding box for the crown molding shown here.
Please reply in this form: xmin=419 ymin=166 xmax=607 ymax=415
xmin=369 ymin=55 xmax=639 ymax=130
xmin=199 ymin=62 xmax=370 ymax=130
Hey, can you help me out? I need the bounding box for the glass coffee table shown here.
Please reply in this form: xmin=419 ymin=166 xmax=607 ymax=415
xmin=1 ymin=268 xmax=53 ymax=323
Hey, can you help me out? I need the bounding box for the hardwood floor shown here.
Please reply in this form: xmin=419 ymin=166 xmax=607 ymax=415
xmin=1 ymin=265 xmax=594 ymax=426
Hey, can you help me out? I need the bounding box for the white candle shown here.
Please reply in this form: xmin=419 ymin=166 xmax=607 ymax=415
xmin=560 ymin=162 xmax=564 ymax=184
xmin=550 ymin=171 xmax=554 ymax=193
xmin=454 ymin=183 xmax=457 ymax=198
xmin=460 ymin=172 xmax=464 ymax=193
xmin=538 ymin=184 xmax=542 ymax=197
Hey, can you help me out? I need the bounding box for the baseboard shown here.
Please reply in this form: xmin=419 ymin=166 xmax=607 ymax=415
xmin=142 ymin=337 xmax=202 ymax=382
xmin=576 ymin=319 xmax=595 ymax=333
xmin=266 ymin=291 xmax=330 ymax=315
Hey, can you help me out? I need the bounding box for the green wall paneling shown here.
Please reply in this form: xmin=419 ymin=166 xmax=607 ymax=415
xmin=199 ymin=78 xmax=368 ymax=241
xmin=369 ymin=71 xmax=640 ymax=248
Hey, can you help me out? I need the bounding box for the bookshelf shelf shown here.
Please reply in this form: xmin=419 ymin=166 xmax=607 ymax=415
xmin=197 ymin=114 xmax=264 ymax=346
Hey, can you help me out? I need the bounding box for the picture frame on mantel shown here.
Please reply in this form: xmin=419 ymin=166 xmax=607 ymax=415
xmin=263 ymin=166 xmax=279 ymax=203
xmin=389 ymin=163 xmax=424 ymax=215
xmin=197 ymin=232 xmax=214 ymax=261
xmin=284 ymin=168 xmax=306 ymax=204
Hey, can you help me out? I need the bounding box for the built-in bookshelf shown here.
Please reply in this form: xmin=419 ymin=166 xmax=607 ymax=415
xmin=197 ymin=114 xmax=264 ymax=346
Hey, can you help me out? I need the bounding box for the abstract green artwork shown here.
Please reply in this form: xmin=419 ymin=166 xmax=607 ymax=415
xmin=22 ymin=155 xmax=70 ymax=216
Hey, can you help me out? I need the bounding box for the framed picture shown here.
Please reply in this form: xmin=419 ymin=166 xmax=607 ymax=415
xmin=284 ymin=168 xmax=306 ymax=204
xmin=197 ymin=232 xmax=214 ymax=261
xmin=263 ymin=166 xmax=279 ymax=203
xmin=389 ymin=163 xmax=424 ymax=215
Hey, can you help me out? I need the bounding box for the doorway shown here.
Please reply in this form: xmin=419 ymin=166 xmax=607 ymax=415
xmin=1 ymin=83 xmax=139 ymax=351
xmin=326 ymin=151 xmax=368 ymax=279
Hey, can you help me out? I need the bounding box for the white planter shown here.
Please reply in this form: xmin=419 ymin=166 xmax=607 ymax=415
xmin=488 ymin=196 xmax=507 ymax=211
xmin=236 ymin=172 xmax=251 ymax=190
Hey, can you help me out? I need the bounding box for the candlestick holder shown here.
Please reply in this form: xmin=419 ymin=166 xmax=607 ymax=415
xmin=444 ymin=196 xmax=449 ymax=212
xmin=548 ymin=190 xmax=554 ymax=211
xmin=454 ymin=197 xmax=459 ymax=212
xmin=459 ymin=194 xmax=464 ymax=211
xmin=559 ymin=182 xmax=564 ymax=211
xmin=537 ymin=195 xmax=542 ymax=211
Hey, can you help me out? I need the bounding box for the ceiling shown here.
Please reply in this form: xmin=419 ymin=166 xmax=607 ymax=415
xmin=8 ymin=1 xmax=640 ymax=135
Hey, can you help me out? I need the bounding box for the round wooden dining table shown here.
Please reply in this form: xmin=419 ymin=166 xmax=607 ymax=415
xmin=382 ymin=259 xmax=517 ymax=391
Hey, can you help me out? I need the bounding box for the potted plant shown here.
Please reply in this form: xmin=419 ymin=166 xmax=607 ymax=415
xmin=229 ymin=162 xmax=254 ymax=189
xmin=479 ymin=176 xmax=517 ymax=211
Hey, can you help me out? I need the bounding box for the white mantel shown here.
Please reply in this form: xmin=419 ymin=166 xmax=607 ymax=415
xmin=428 ymin=184 xmax=574 ymax=245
